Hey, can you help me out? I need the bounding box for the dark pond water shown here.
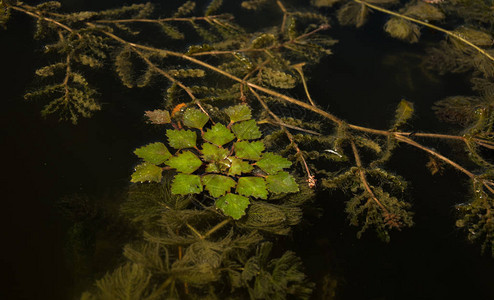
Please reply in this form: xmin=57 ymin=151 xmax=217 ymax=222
xmin=1 ymin=1 xmax=493 ymax=299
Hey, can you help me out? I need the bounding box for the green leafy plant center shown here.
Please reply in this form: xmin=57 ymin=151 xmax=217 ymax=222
xmin=132 ymin=104 xmax=299 ymax=219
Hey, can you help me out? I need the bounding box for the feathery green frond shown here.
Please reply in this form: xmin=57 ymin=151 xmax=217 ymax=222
xmin=159 ymin=23 xmax=184 ymax=40
xmin=337 ymin=2 xmax=368 ymax=28
xmin=403 ymin=2 xmax=445 ymax=22
xmin=205 ymin=0 xmax=223 ymax=16
xmin=261 ymin=68 xmax=297 ymax=89
xmin=173 ymin=1 xmax=195 ymax=17
xmin=91 ymin=263 xmax=161 ymax=300
xmin=384 ymin=17 xmax=421 ymax=44
xmin=456 ymin=178 xmax=494 ymax=255
xmin=392 ymin=99 xmax=414 ymax=129
xmin=115 ymin=46 xmax=135 ymax=88
xmin=241 ymin=0 xmax=269 ymax=10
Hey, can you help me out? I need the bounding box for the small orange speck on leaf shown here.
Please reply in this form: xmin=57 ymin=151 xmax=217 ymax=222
xmin=171 ymin=103 xmax=187 ymax=117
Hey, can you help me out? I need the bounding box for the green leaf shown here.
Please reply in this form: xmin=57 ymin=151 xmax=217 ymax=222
xmin=256 ymin=153 xmax=292 ymax=174
xmin=234 ymin=141 xmax=265 ymax=160
xmin=203 ymin=123 xmax=235 ymax=146
xmin=202 ymin=142 xmax=229 ymax=162
xmin=237 ymin=177 xmax=267 ymax=199
xmin=202 ymin=174 xmax=236 ymax=198
xmin=393 ymin=99 xmax=414 ymax=129
xmin=215 ymin=193 xmax=250 ymax=219
xmin=131 ymin=163 xmax=163 ymax=183
xmin=166 ymin=129 xmax=197 ymax=149
xmin=165 ymin=151 xmax=203 ymax=174
xmin=205 ymin=162 xmax=221 ymax=173
xmin=171 ymin=174 xmax=203 ymax=195
xmin=133 ymin=142 xmax=171 ymax=165
xmin=231 ymin=119 xmax=262 ymax=140
xmin=183 ymin=107 xmax=209 ymax=129
xmin=228 ymin=157 xmax=253 ymax=176
xmin=225 ymin=104 xmax=252 ymax=123
xmin=265 ymin=171 xmax=299 ymax=194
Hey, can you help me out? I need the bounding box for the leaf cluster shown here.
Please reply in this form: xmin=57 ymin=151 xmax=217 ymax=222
xmin=323 ymin=166 xmax=412 ymax=242
xmin=24 ymin=30 xmax=111 ymax=123
xmin=0 ymin=0 xmax=12 ymax=29
xmin=132 ymin=104 xmax=299 ymax=220
xmin=455 ymin=177 xmax=494 ymax=256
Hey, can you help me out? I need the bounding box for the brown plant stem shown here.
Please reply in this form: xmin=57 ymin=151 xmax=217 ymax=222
xmin=189 ymin=23 xmax=329 ymax=57
xmin=258 ymin=119 xmax=321 ymax=135
xmin=292 ymin=63 xmax=316 ymax=106
xmin=395 ymin=135 xmax=494 ymax=194
xmin=350 ymin=140 xmax=387 ymax=212
xmin=85 ymin=22 xmax=212 ymax=119
xmin=276 ymin=0 xmax=288 ymax=34
xmin=62 ymin=52 xmax=72 ymax=103
xmin=93 ymin=15 xmax=232 ymax=24
xmin=60 ymin=26 xmax=492 ymax=191
xmin=11 ymin=4 xmax=80 ymax=37
xmin=13 ymin=2 xmax=494 ymax=194
xmin=186 ymin=222 xmax=204 ymax=239
xmin=204 ymin=219 xmax=230 ymax=239
xmin=249 ymin=87 xmax=316 ymax=187
xmin=353 ymin=0 xmax=494 ymax=62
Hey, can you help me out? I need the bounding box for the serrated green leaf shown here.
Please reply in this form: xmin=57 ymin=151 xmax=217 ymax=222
xmin=134 ymin=142 xmax=171 ymax=165
xmin=265 ymin=171 xmax=299 ymax=194
xmin=393 ymin=99 xmax=414 ymax=129
xmin=166 ymin=129 xmax=197 ymax=149
xmin=224 ymin=104 xmax=252 ymax=123
xmin=237 ymin=177 xmax=267 ymax=199
xmin=228 ymin=157 xmax=253 ymax=176
xmin=231 ymin=119 xmax=262 ymax=140
xmin=203 ymin=123 xmax=235 ymax=146
xmin=131 ymin=163 xmax=163 ymax=183
xmin=256 ymin=153 xmax=292 ymax=174
xmin=183 ymin=107 xmax=209 ymax=129
xmin=234 ymin=141 xmax=265 ymax=160
xmin=202 ymin=174 xmax=236 ymax=198
xmin=215 ymin=193 xmax=250 ymax=219
xmin=206 ymin=162 xmax=221 ymax=173
xmin=171 ymin=174 xmax=203 ymax=195
xmin=202 ymin=142 xmax=229 ymax=162
xmin=165 ymin=151 xmax=203 ymax=174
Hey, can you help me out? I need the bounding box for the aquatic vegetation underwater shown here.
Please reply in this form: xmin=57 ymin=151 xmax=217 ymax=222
xmin=1 ymin=0 xmax=494 ymax=298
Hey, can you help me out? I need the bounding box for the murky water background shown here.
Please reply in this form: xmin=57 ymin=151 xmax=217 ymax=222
xmin=1 ymin=1 xmax=494 ymax=299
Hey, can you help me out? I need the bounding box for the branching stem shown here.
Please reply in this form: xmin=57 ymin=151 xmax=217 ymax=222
xmin=250 ymin=87 xmax=316 ymax=187
xmin=186 ymin=222 xmax=204 ymax=239
xmin=204 ymin=219 xmax=230 ymax=239
xmin=12 ymin=1 xmax=494 ymax=194
xmin=93 ymin=15 xmax=232 ymax=24
xmin=11 ymin=4 xmax=80 ymax=37
xmin=354 ymin=0 xmax=494 ymax=62
xmin=350 ymin=140 xmax=387 ymax=212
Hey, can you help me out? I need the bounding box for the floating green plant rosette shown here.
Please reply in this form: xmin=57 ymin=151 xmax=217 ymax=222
xmin=131 ymin=104 xmax=299 ymax=219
